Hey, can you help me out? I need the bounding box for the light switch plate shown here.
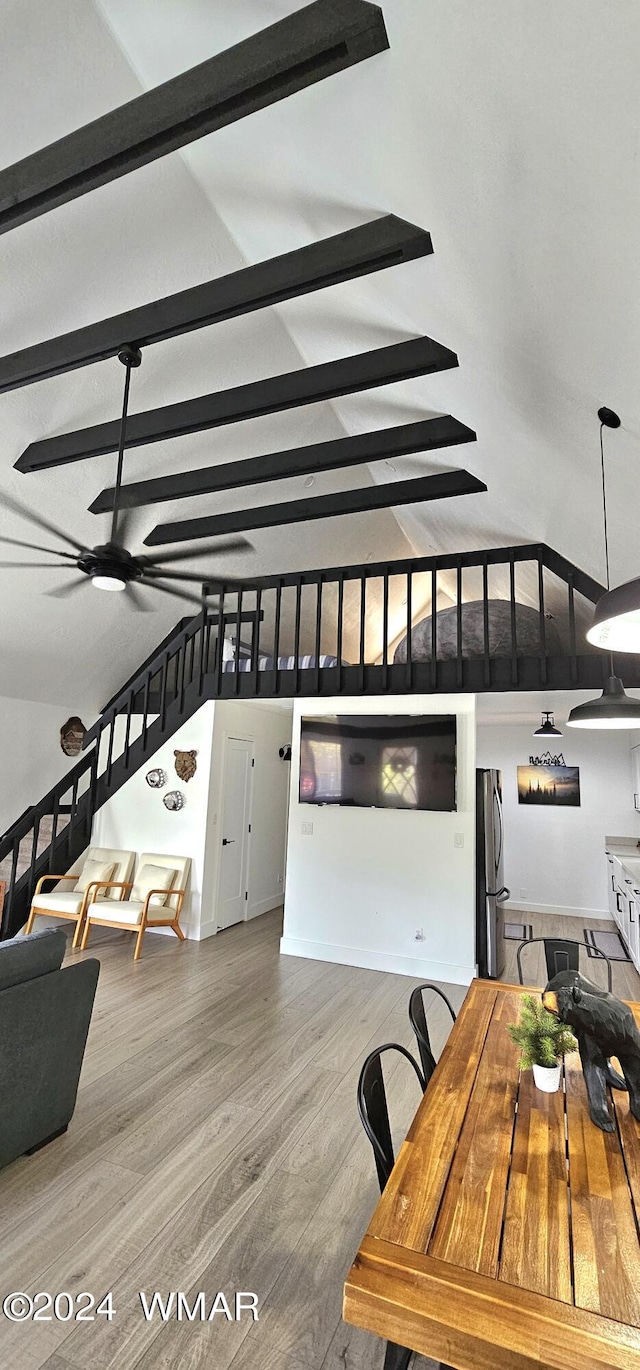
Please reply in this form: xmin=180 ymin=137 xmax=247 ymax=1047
xmin=301 ymin=821 xmax=314 ymax=836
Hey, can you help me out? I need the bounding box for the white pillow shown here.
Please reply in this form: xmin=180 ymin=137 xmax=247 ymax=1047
xmin=131 ymin=863 xmax=177 ymax=909
xmin=74 ymin=858 xmax=116 ymax=894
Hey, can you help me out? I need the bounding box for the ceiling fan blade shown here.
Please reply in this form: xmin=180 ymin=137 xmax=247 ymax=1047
xmin=139 ymin=577 xmax=208 ymax=611
xmin=44 ymin=578 xmax=87 ymax=599
xmin=125 ymin=582 xmax=154 ymax=613
xmin=0 ymin=560 xmax=77 ymax=568
xmin=1 ymin=489 xmax=88 ymax=554
xmin=141 ymin=536 xmax=251 ymax=565
xmin=0 ymin=533 xmax=78 ymax=559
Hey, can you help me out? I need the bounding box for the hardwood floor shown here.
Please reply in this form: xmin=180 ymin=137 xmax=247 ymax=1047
xmin=502 ymin=909 xmax=640 ymax=998
xmin=1 ymin=907 xmax=637 ymax=1370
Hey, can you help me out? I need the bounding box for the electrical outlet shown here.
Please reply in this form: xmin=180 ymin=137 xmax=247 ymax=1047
xmin=301 ymin=821 xmax=314 ymax=836
xmin=519 ymin=887 xmax=526 ymax=900
xmin=277 ymin=872 xmax=283 ymax=885
xmin=454 ymin=832 xmax=464 ymax=849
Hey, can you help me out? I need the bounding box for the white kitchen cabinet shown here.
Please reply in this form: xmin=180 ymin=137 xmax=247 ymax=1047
xmin=604 ymin=849 xmax=640 ymax=972
xmin=632 ymin=745 xmax=640 ymax=812
xmin=629 ymin=892 xmax=640 ymax=970
xmin=606 ymin=855 xmax=618 ymax=921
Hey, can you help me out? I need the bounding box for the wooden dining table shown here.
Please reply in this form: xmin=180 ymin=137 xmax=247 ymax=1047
xmin=344 ymin=978 xmax=640 ymax=1370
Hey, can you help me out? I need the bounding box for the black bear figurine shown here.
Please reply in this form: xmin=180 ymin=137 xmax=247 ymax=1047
xmin=542 ymin=971 xmax=640 ymax=1133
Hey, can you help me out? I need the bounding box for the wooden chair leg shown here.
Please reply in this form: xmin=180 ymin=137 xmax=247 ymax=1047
xmin=172 ymin=919 xmax=186 ymax=942
xmin=24 ymin=906 xmax=38 ymax=935
xmin=71 ymin=916 xmax=84 ymax=949
xmin=80 ymin=916 xmax=92 ymax=951
xmin=133 ymin=924 xmax=146 ymax=960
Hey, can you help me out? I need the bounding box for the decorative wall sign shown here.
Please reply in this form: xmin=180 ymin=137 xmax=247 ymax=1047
xmin=517 ymin=763 xmax=580 ymax=807
xmin=60 ymin=716 xmax=86 ymax=757
xmin=163 ymin=790 xmax=185 ymax=812
xmin=174 ymin=749 xmax=197 ymax=783
xmin=145 ymin=768 xmax=167 ymax=789
xmin=528 ymin=750 xmax=566 ymax=766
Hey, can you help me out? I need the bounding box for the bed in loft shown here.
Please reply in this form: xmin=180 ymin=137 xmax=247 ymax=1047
xmin=219 ymin=598 xmax=569 ymax=675
xmin=221 ymin=641 xmax=342 ymax=672
xmin=393 ymin=598 xmax=566 ymax=662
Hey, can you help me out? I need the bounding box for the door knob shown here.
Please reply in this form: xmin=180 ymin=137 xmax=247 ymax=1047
xmin=222 ymin=838 xmax=235 ymax=846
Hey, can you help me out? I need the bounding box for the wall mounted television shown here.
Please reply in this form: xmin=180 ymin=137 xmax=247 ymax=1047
xmin=299 ymin=714 xmax=457 ymax=812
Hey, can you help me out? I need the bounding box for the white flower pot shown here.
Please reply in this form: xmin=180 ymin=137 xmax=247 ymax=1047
xmin=532 ymin=1062 xmax=561 ymax=1093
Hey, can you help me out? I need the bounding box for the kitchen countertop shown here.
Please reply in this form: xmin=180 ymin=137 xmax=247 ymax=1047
xmin=605 ymin=835 xmax=640 ymax=889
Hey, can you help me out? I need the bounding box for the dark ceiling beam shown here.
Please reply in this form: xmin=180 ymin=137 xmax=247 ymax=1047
xmin=143 ymin=470 xmax=487 ymax=545
xmin=0 ymin=217 xmax=431 ymax=394
xmin=16 ymin=336 xmax=459 ymax=473
xmin=90 ymin=415 xmax=476 ymax=514
xmin=0 ymin=0 xmax=388 ymax=236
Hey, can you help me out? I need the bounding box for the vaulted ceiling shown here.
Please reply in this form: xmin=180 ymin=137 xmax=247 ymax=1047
xmin=1 ymin=0 xmax=639 ymax=708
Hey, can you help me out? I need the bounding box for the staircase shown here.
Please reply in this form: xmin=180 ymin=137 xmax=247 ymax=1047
xmin=0 ymin=606 xmax=212 ymax=939
xmin=2 ymin=543 xmax=636 ymax=940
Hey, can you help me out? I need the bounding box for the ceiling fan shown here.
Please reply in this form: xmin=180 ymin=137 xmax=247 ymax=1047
xmin=0 ymin=346 xmax=250 ymax=613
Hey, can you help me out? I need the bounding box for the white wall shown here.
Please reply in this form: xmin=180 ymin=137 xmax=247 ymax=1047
xmin=476 ymin=718 xmax=640 ymax=920
xmin=281 ymin=695 xmax=477 ymax=986
xmin=92 ymin=703 xmax=216 ymax=937
xmin=0 ymin=694 xmax=99 ymax=835
xmin=205 ymin=700 xmax=293 ymax=935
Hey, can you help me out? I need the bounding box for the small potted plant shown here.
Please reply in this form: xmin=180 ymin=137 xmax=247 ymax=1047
xmin=507 ymin=994 xmax=577 ymax=1092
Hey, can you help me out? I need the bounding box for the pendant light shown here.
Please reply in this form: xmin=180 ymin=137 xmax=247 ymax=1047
xmin=567 ymin=408 xmax=640 ymax=728
xmin=586 ymin=408 xmax=640 ymax=650
xmin=567 ymin=674 xmax=640 ymax=729
xmin=533 ymin=711 xmax=562 ymax=738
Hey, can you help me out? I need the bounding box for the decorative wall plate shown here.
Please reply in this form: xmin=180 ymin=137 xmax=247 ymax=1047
xmin=163 ymin=790 xmax=185 ymax=811
xmin=145 ymin=768 xmax=168 ymax=788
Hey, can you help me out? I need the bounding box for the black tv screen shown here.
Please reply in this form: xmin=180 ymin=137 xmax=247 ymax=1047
xmin=299 ymin=714 xmax=457 ymax=811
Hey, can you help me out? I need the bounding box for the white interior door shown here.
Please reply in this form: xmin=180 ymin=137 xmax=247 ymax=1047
xmin=217 ymin=736 xmax=254 ymax=930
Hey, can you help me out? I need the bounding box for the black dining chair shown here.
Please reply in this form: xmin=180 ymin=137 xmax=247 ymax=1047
xmin=357 ymin=1044 xmax=452 ymax=1370
xmin=516 ymin=937 xmax=613 ymax=992
xmin=408 ymin=983 xmax=457 ymax=1085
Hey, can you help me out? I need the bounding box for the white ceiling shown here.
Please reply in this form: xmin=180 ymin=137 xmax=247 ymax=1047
xmin=1 ymin=0 xmax=639 ymax=709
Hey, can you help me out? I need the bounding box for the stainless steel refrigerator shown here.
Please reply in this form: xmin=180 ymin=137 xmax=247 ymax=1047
xmin=476 ymin=769 xmax=510 ymax=978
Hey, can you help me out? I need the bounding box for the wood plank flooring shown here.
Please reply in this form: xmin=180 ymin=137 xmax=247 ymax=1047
xmin=1 ymin=906 xmax=638 ymax=1370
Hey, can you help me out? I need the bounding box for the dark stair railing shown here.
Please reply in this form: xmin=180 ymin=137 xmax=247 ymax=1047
xmin=2 ymin=542 xmax=635 ymax=939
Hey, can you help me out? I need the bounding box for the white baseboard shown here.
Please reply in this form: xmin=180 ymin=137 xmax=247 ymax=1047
xmin=279 ymin=936 xmax=475 ymax=987
xmin=247 ymin=895 xmax=283 ymax=921
xmin=186 ymin=916 xmax=217 ymax=941
xmin=505 ymin=900 xmax=613 ymax=923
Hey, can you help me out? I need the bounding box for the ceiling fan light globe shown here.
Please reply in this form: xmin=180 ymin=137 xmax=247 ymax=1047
xmin=92 ymin=574 xmax=127 ymax=592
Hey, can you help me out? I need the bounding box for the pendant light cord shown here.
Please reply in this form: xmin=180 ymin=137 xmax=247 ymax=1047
xmin=599 ymin=420 xmax=616 ymax=679
xmin=110 ymin=359 xmax=133 ymax=546
xmin=600 ymin=421 xmax=611 ymax=593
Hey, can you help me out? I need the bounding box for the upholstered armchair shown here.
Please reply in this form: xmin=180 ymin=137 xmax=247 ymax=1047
xmin=24 ymin=847 xmax=136 ymax=947
xmin=80 ymin=852 xmax=191 ymax=960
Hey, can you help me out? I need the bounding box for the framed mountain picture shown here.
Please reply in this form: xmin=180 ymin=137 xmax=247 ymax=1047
xmin=517 ymin=763 xmax=581 ymax=807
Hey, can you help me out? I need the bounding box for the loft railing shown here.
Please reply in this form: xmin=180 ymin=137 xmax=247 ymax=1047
xmin=2 ymin=541 xmax=633 ymax=938
xmin=201 ymin=542 xmax=629 ymax=698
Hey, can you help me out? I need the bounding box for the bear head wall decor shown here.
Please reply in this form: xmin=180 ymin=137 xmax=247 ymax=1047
xmin=60 ymin=716 xmax=86 ymax=757
xmin=542 ymin=971 xmax=640 ymax=1132
xmin=174 ymin=749 xmax=197 ymax=783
